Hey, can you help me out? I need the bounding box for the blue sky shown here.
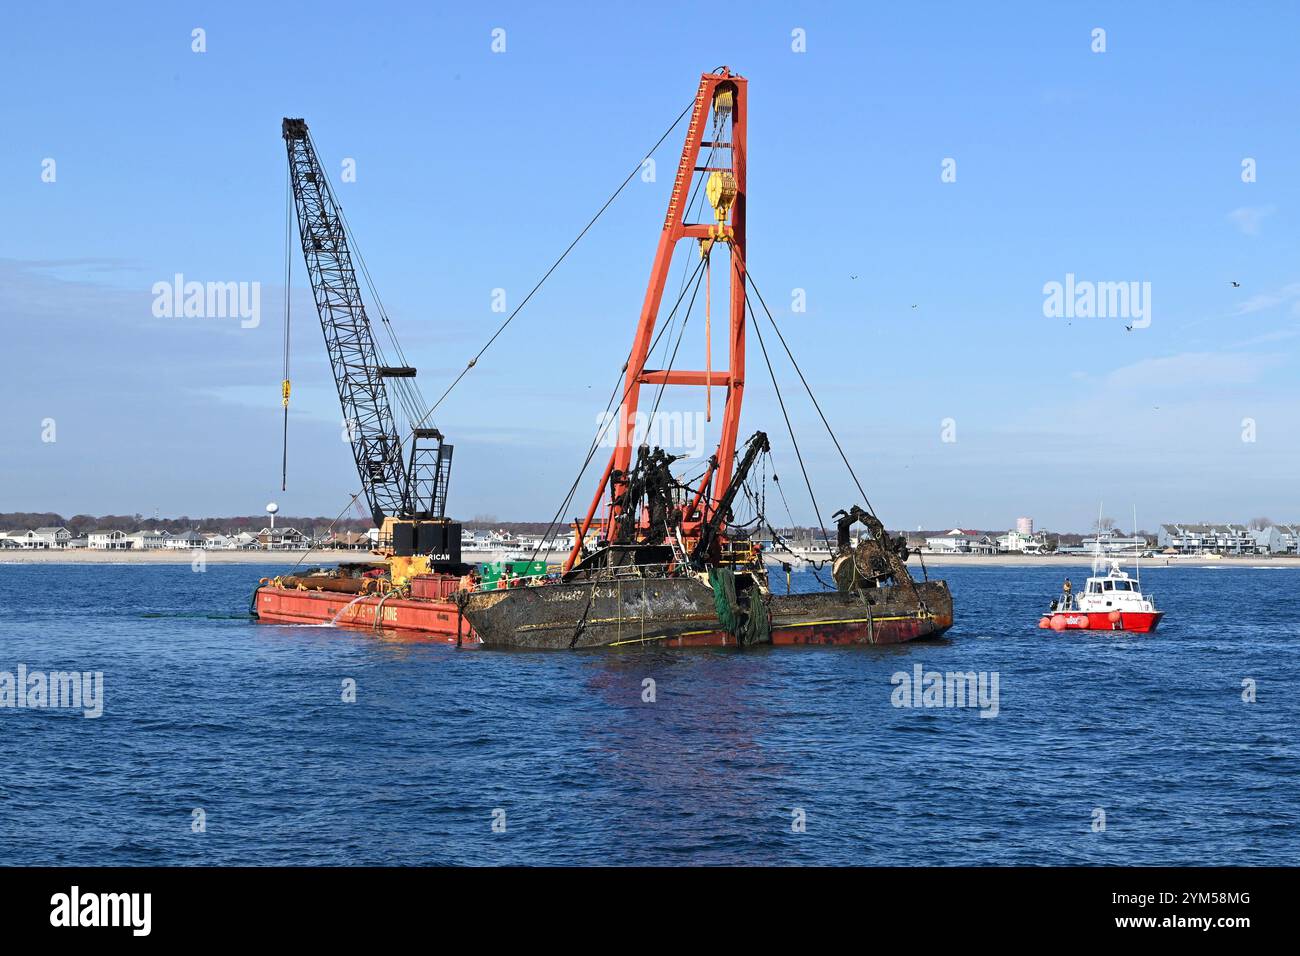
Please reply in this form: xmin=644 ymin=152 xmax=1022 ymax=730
xmin=3 ymin=1 xmax=1299 ymax=531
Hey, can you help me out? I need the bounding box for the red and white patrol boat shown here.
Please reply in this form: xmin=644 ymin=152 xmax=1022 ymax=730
xmin=1039 ymin=559 xmax=1164 ymax=633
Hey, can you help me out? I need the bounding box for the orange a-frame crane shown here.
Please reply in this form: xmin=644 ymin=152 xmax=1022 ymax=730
xmin=566 ymin=68 xmax=748 ymax=570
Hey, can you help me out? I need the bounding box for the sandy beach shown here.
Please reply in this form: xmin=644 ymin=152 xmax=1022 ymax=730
xmin=3 ymin=549 xmax=1298 ymax=569
xmin=0 ymin=549 xmax=366 ymax=566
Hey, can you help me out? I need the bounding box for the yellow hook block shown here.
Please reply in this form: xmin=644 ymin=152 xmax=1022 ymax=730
xmin=706 ymin=170 xmax=737 ymax=224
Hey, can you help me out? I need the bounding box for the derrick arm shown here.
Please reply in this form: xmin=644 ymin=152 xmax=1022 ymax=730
xmin=282 ymin=118 xmax=454 ymax=528
xmin=691 ymin=431 xmax=768 ymax=563
xmin=282 ymin=118 xmax=407 ymax=526
xmin=565 ymin=69 xmax=748 ymax=571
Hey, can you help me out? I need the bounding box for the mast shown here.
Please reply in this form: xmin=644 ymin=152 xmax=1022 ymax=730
xmin=566 ymin=69 xmax=748 ymax=569
xmin=1133 ymin=504 xmax=1140 ymax=586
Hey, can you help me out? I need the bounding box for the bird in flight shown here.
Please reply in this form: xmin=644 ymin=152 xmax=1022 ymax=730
xmin=1231 ymin=281 xmax=1241 ymax=288
xmin=1124 ymin=324 xmax=1133 ymax=332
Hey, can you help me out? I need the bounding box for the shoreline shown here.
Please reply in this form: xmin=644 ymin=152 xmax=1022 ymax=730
xmin=2 ymin=549 xmax=1299 ymax=569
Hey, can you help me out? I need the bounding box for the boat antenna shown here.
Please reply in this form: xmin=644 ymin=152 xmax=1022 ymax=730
xmin=1133 ymin=503 xmax=1140 ymax=586
xmin=1093 ymin=500 xmax=1104 ymax=576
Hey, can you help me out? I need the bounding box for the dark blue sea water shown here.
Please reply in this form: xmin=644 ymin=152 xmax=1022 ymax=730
xmin=0 ymin=561 xmax=1296 ymax=866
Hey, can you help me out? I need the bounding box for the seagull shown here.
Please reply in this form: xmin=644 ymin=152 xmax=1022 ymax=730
xmin=1124 ymin=324 xmax=1133 ymax=332
xmin=911 ymin=304 xmax=919 ymax=309
xmin=849 ymin=274 xmax=858 ymax=280
xmin=1231 ymin=281 xmax=1241 ymax=288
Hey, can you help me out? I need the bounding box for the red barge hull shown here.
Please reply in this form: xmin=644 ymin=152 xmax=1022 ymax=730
xmin=652 ymin=615 xmax=948 ymax=648
xmin=253 ymin=581 xmax=954 ymax=648
xmin=253 ymin=586 xmax=479 ymax=644
xmin=1039 ymin=610 xmax=1164 ymax=634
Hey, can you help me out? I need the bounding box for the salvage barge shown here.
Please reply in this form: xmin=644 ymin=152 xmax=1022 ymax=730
xmin=460 ymin=68 xmax=952 ymax=648
xmin=251 ymin=69 xmax=953 ymax=649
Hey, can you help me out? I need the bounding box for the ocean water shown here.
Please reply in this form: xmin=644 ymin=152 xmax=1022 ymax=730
xmin=0 ymin=561 xmax=1296 ymax=866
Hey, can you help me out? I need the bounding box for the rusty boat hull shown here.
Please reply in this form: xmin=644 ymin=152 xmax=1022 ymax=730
xmin=463 ymin=576 xmax=953 ymax=649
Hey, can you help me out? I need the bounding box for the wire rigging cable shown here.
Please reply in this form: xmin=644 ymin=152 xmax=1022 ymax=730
xmin=413 ymin=98 xmax=696 ymax=430
xmin=302 ymin=103 xmax=697 ymax=539
xmin=745 ymin=290 xmax=833 ymax=554
xmin=526 ymin=256 xmax=710 ymax=565
xmin=281 ymin=161 xmax=293 ymax=492
xmin=741 ymin=257 xmax=928 ymax=606
xmin=735 ymin=250 xmax=880 ymax=521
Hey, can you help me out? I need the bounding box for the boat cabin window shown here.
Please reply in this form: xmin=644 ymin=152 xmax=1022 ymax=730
xmin=1102 ymin=580 xmax=1114 ymax=590
xmin=1088 ymin=581 xmax=1102 ymax=593
xmin=1113 ymin=580 xmax=1132 ymax=590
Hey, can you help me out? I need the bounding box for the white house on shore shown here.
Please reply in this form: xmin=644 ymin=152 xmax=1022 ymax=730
xmin=2 ymin=530 xmax=49 ymax=549
xmin=88 ymin=530 xmax=131 ymax=550
xmin=924 ymin=529 xmax=997 ymax=554
xmin=256 ymin=527 xmax=308 ymax=550
xmin=125 ymin=530 xmax=170 ymax=550
xmin=164 ymin=530 xmax=206 ymax=549
xmin=996 ymin=529 xmax=1047 ymax=554
xmin=34 ymin=527 xmax=73 ymax=549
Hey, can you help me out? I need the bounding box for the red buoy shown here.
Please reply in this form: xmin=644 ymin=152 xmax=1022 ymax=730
xmin=1108 ymin=610 xmax=1122 ymax=623
xmin=1075 ymin=615 xmax=1090 ymax=629
xmin=1050 ymin=614 xmax=1066 ymax=631
xmin=1038 ymin=617 xmax=1050 ymax=629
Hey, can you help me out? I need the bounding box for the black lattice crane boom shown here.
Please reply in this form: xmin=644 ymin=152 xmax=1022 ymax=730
xmin=281 ymin=118 xmax=456 ymax=559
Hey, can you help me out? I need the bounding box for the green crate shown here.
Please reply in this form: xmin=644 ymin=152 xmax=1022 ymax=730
xmin=479 ymin=560 xmax=548 ymax=587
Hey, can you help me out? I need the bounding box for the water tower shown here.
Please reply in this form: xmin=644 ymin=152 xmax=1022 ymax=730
xmin=266 ymin=501 xmax=279 ymax=530
xmin=1016 ymin=516 xmax=1033 ymax=535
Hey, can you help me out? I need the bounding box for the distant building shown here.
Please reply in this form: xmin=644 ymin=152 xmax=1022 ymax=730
xmin=165 ymin=530 xmax=206 ymax=549
xmin=3 ymin=530 xmax=49 ymax=549
xmin=1016 ymin=517 xmax=1034 ymax=535
xmin=256 ymin=527 xmax=308 ymax=550
xmin=924 ymin=529 xmax=997 ymax=554
xmin=1058 ymin=530 xmax=1149 ymax=555
xmin=125 ymin=530 xmax=170 ymax=550
xmin=34 ymin=527 xmax=73 ymax=549
xmin=1157 ymin=523 xmax=1258 ymax=555
xmin=997 ymin=529 xmax=1047 ymax=553
xmin=88 ymin=530 xmax=131 ymax=550
xmin=1252 ymin=524 xmax=1300 ymax=554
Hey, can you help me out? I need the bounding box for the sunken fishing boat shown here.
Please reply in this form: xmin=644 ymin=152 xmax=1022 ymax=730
xmin=461 ymin=68 xmax=952 ymax=648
